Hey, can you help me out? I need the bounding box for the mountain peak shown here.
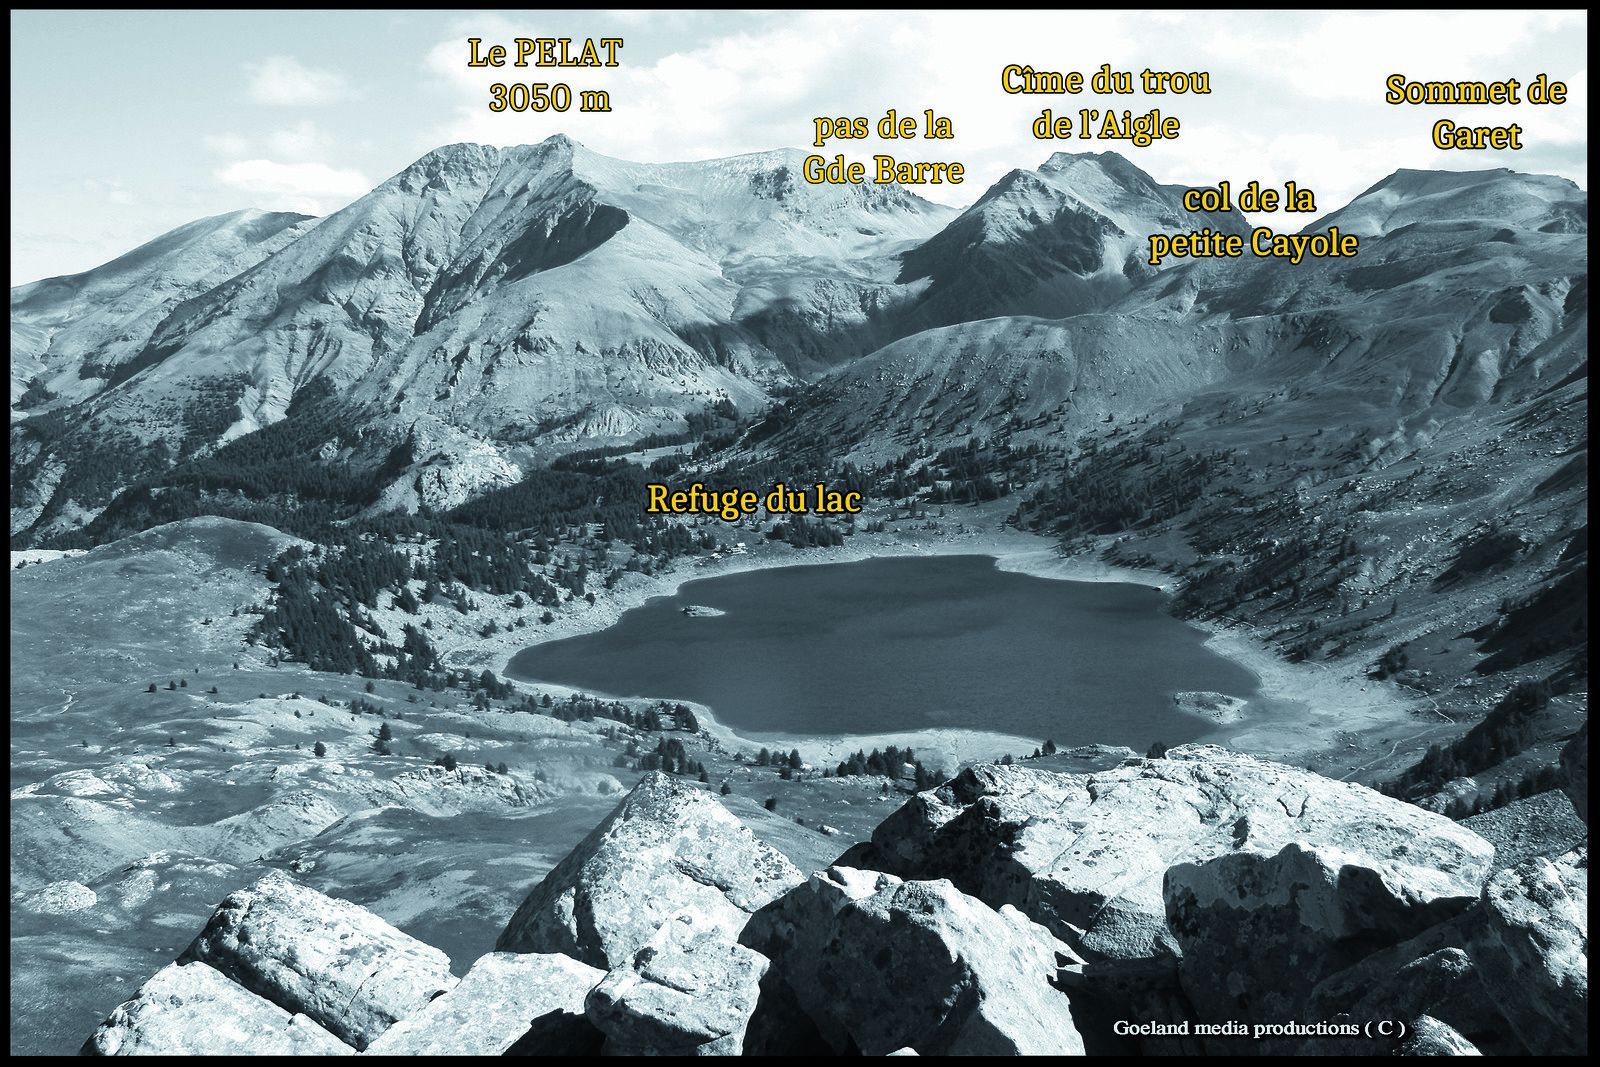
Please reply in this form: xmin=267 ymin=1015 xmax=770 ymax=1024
xmin=1040 ymin=151 xmax=1164 ymax=193
xmin=1040 ymin=149 xmax=1139 ymax=172
xmin=1315 ymin=166 xmax=1587 ymax=236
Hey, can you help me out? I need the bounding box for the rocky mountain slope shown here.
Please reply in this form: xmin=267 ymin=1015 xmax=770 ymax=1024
xmin=10 ymin=143 xmax=1286 ymax=543
xmin=10 ymin=138 xmax=965 ymax=540
xmin=11 ymin=142 xmax=1588 ymax=1056
xmin=11 ymin=149 xmax=1584 ymax=549
xmin=83 ymin=744 xmax=1588 ymax=1056
xmin=778 ymin=165 xmax=1585 ymax=455
xmin=11 ymin=210 xmax=316 ymax=410
xmin=741 ymin=163 xmax=1587 ymax=797
xmin=898 ymin=150 xmax=1247 ymax=330
xmin=1310 ymin=167 xmax=1587 ymax=236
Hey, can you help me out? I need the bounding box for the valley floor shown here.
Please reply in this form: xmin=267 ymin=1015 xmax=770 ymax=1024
xmin=0 ymin=507 xmax=1529 ymax=1054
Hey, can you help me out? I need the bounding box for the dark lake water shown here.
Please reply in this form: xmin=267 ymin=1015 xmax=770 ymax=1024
xmin=506 ymin=555 xmax=1257 ymax=749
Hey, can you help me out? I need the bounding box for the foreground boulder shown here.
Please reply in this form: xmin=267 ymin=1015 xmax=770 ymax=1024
xmin=1164 ymin=840 xmax=1489 ymax=1031
xmin=82 ymin=961 xmax=354 ymax=1056
xmin=1468 ymin=845 xmax=1588 ymax=1055
xmin=1306 ymin=950 xmax=1486 ymax=1054
xmin=181 ymin=871 xmax=456 ymax=1050
xmin=846 ymin=746 xmax=1496 ymax=961
xmin=79 ymin=746 xmax=1578 ymax=1058
xmin=1299 ymin=911 xmax=1519 ymax=1055
xmin=1054 ymin=955 xmax=1201 ymax=1055
xmin=744 ymin=866 xmax=1083 ymax=1056
xmin=363 ymin=952 xmax=604 ymax=1056
xmin=587 ymin=910 xmax=771 ymax=1055
xmin=1395 ymin=1015 xmax=1483 ymax=1056
xmin=496 ymin=772 xmax=804 ymax=968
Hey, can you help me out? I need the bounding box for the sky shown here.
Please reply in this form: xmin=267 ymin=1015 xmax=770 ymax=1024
xmin=9 ymin=9 xmax=1589 ymax=285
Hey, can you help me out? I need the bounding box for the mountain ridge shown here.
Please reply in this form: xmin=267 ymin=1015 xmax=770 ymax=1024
xmin=9 ymin=138 xmax=1588 ymax=550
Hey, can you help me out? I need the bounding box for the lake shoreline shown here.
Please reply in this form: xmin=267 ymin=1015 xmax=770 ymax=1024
xmin=493 ymin=521 xmax=1425 ymax=777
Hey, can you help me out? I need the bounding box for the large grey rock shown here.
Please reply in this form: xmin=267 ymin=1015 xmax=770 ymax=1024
xmin=1055 ymin=955 xmax=1201 ymax=1055
xmin=1560 ymin=720 xmax=1587 ymax=824
xmin=1164 ymin=841 xmax=1487 ymax=1030
xmin=1304 ymin=912 xmax=1477 ymax=1017
xmin=496 ymin=772 xmax=803 ymax=968
xmin=180 ymin=871 xmax=456 ymax=1050
xmin=1396 ymin=1015 xmax=1482 ymax=1056
xmin=82 ymin=961 xmax=354 ymax=1056
xmin=587 ymin=910 xmax=771 ymax=1055
xmin=1468 ymin=844 xmax=1588 ymax=1055
xmin=745 ymin=866 xmax=1083 ymax=1056
xmin=363 ymin=952 xmax=604 ymax=1056
xmin=1297 ymin=948 xmax=1502 ymax=1055
xmin=1301 ymin=911 xmax=1520 ymax=1055
xmin=850 ymin=747 xmax=1496 ymax=961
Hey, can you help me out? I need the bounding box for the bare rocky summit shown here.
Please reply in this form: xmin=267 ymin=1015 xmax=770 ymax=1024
xmin=742 ymin=866 xmax=1082 ymax=1055
xmin=82 ymin=961 xmax=356 ymax=1056
xmin=494 ymin=771 xmax=804 ymax=968
xmin=176 ymin=870 xmax=457 ymax=1050
xmin=837 ymin=745 xmax=1495 ymax=961
xmin=364 ymin=952 xmax=603 ymax=1056
xmin=82 ymin=745 xmax=1588 ymax=1056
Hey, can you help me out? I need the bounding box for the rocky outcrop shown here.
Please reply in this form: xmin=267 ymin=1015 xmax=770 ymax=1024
xmin=586 ymin=910 xmax=771 ymax=1055
xmin=1468 ymin=844 xmax=1588 ymax=1055
xmin=496 ymin=771 xmax=803 ymax=968
xmin=492 ymin=774 xmax=806 ymax=1053
xmin=1560 ymin=720 xmax=1587 ymax=824
xmin=1297 ymin=948 xmax=1492 ymax=1054
xmin=1395 ymin=1015 xmax=1483 ymax=1055
xmin=83 ymin=749 xmax=1584 ymax=1059
xmin=363 ymin=952 xmax=604 ymax=1055
xmin=180 ymin=871 xmax=456 ymax=1050
xmin=81 ymin=961 xmax=354 ymax=1056
xmin=1417 ymin=775 xmax=1483 ymax=815
xmin=17 ymin=879 xmax=96 ymax=914
xmin=1163 ymin=840 xmax=1488 ymax=1030
xmin=1297 ymin=911 xmax=1520 ymax=1055
xmin=743 ymin=866 xmax=1083 ymax=1056
xmin=844 ymin=746 xmax=1495 ymax=961
xmin=1055 ymin=955 xmax=1202 ymax=1055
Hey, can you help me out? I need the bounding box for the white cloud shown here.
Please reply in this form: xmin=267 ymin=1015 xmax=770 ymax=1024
xmin=265 ymin=120 xmax=332 ymax=160
xmin=246 ymin=55 xmax=350 ymax=105
xmin=1213 ymin=11 xmax=1586 ymax=104
xmin=204 ymin=132 xmax=251 ymax=157
xmin=203 ymin=122 xmax=333 ymax=163
xmin=215 ymin=159 xmax=372 ymax=213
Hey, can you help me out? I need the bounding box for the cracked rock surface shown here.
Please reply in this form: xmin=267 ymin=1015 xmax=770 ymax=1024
xmin=840 ymin=745 xmax=1495 ymax=960
xmin=180 ymin=870 xmax=456 ymax=1050
xmin=495 ymin=771 xmax=804 ymax=968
